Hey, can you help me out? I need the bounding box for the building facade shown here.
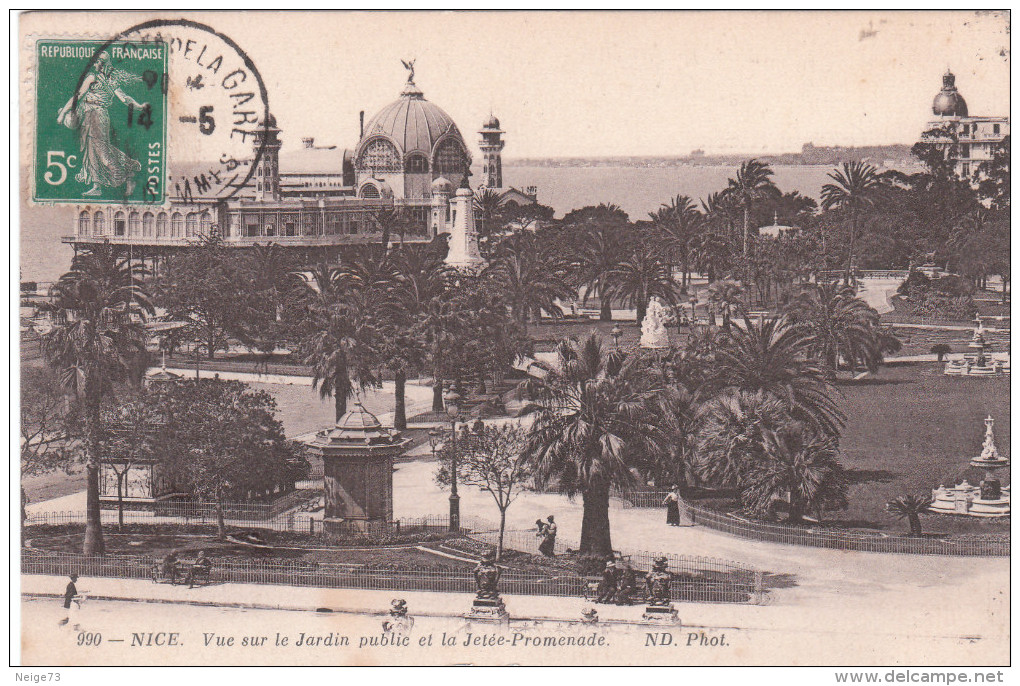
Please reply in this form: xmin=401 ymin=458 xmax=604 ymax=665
xmin=921 ymin=69 xmax=1009 ymax=180
xmin=63 ymin=66 xmax=510 ymax=270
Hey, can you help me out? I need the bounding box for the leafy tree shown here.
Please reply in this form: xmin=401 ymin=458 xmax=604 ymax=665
xmin=820 ymin=161 xmax=883 ymax=285
xmin=565 ymin=204 xmax=632 ymax=321
xmin=521 ymin=333 xmax=661 ymax=556
xmin=156 ymin=236 xmax=261 ymax=359
xmin=20 ymin=366 xmax=81 ymax=525
xmin=696 ymin=390 xmax=790 ymax=489
xmin=706 ymin=280 xmax=744 ymax=330
xmin=977 ymin=135 xmax=1010 ymax=210
xmin=42 ymin=243 xmax=151 ymax=555
xmin=885 ymin=494 xmax=934 ymax=536
xmin=101 ymin=399 xmax=161 ymax=529
xmin=435 ymin=423 xmax=533 ymax=560
xmin=154 ymin=379 xmax=304 ymax=538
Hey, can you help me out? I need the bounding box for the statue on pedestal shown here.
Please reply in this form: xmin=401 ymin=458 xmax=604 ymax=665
xmin=382 ymin=598 xmax=414 ymax=633
xmin=642 ymin=556 xmax=680 ymax=624
xmin=640 ymin=297 xmax=670 ymax=350
xmin=467 ymin=551 xmax=509 ymax=622
xmin=473 ymin=551 xmax=502 ymax=600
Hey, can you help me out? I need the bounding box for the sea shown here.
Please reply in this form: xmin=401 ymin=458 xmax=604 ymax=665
xmin=18 ymin=164 xmax=835 ymax=284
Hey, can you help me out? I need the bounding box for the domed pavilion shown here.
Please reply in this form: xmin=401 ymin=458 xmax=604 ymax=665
xmin=355 ymin=67 xmax=471 ymax=200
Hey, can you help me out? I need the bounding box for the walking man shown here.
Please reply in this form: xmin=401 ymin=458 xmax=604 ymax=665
xmin=57 ymin=573 xmax=84 ymax=630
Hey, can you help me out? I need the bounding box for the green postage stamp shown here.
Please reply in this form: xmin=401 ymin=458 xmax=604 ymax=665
xmin=33 ymin=39 xmax=168 ymax=204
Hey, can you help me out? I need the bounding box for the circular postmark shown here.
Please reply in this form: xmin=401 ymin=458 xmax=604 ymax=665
xmin=72 ymin=18 xmax=270 ymax=203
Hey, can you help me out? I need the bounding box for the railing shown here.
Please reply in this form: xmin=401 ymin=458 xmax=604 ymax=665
xmin=608 ymin=491 xmax=1009 ymax=557
xmin=21 ymin=513 xmax=763 ymax=604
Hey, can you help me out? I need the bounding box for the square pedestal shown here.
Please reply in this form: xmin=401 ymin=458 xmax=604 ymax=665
xmin=466 ymin=597 xmax=509 ymax=622
xmin=642 ymin=603 xmax=680 ymax=624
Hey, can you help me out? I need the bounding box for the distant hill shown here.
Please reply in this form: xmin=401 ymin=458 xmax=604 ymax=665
xmin=505 ymin=143 xmax=919 ymax=169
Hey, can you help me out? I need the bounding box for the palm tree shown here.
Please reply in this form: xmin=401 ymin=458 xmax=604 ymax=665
xmin=605 ymin=239 xmax=680 ymax=322
xmin=785 ymin=282 xmax=879 ymax=376
xmin=728 ymin=159 xmax=778 ymax=256
xmin=821 ymin=161 xmax=883 ymax=285
xmin=711 ymin=314 xmax=845 ymax=436
xmin=650 ymin=194 xmax=702 ymax=290
xmin=886 ymin=494 xmax=934 ymax=536
xmin=484 ymin=234 xmax=574 ymax=333
xmin=696 ymin=390 xmax=791 ymax=490
xmin=42 ymin=243 xmax=152 ymax=555
xmin=301 ymin=291 xmax=381 ymax=422
xmin=387 ymin=244 xmax=452 ymax=428
xmin=474 ymin=188 xmax=505 ymax=242
xmin=741 ymin=422 xmax=847 ymax=523
xmin=521 ymin=333 xmax=661 ymax=556
xmin=706 ymin=279 xmax=743 ymax=330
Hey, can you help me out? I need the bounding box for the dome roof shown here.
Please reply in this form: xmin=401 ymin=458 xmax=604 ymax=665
xmin=360 ymin=78 xmax=465 ymax=158
xmin=482 ymin=114 xmax=501 ymax=129
xmin=431 ymin=176 xmax=453 ymax=192
xmin=932 ymin=70 xmax=968 ymax=117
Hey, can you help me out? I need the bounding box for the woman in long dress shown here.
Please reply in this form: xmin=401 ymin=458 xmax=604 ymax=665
xmin=56 ymin=53 xmax=145 ymax=197
xmin=663 ymin=485 xmax=681 ymax=526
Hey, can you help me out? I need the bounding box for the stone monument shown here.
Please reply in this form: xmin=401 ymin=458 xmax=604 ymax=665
xmin=929 ymin=416 xmax=1010 ymax=517
xmin=303 ymin=402 xmax=411 ymax=532
xmin=467 ymin=551 xmax=509 ymax=622
xmin=640 ymin=297 xmax=670 ymax=350
xmin=642 ymin=556 xmax=680 ymax=624
xmin=382 ymin=598 xmax=414 ymax=633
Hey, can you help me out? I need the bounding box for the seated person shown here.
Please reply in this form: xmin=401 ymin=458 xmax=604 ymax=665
xmin=161 ymin=550 xmax=179 ymax=580
xmin=186 ymin=550 xmax=212 ymax=588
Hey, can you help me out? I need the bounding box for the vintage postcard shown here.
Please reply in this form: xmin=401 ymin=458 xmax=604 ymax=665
xmin=15 ymin=10 xmax=1010 ymax=673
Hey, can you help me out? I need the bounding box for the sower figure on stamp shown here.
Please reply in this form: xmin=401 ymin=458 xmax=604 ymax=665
xmin=56 ymin=52 xmax=145 ymax=197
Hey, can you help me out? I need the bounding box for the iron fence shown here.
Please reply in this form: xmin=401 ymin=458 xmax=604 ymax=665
xmin=20 ymin=549 xmax=759 ymax=605
xmin=677 ymin=500 xmax=1008 ymax=557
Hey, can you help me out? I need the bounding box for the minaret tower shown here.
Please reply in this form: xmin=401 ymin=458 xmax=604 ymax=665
xmin=253 ymin=114 xmax=282 ymax=201
xmin=478 ymin=114 xmax=505 ymax=190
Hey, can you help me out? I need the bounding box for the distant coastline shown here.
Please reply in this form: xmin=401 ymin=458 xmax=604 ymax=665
xmin=503 ymin=143 xmax=921 ymax=169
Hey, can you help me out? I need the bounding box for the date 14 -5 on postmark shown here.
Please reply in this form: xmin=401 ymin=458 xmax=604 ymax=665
xmin=33 ymin=39 xmax=168 ymax=204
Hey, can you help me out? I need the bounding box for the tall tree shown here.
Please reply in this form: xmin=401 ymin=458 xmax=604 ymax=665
xmin=521 ymin=334 xmax=660 ymax=556
xmin=821 ymin=161 xmax=883 ymax=285
xmin=650 ymin=194 xmax=702 ymax=289
xmin=484 ymin=233 xmax=574 ymax=333
xmin=784 ymin=282 xmax=880 ymax=376
xmin=42 ymin=243 xmax=151 ymax=555
xmin=727 ymin=159 xmax=778 ymax=256
xmin=606 ymin=235 xmax=680 ymax=323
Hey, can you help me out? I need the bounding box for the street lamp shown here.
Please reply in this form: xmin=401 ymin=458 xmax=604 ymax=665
xmin=689 ymin=295 xmax=698 ymax=325
xmin=443 ymin=386 xmax=462 ymax=532
xmin=428 ymin=428 xmax=441 ymax=459
xmin=610 ymin=324 xmax=622 ymax=350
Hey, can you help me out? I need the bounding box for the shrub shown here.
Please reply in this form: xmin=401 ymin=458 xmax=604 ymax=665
xmin=930 ymin=344 xmax=952 ymax=362
xmin=897 ymin=269 xmax=930 ymax=296
xmin=931 ymin=274 xmax=974 ymax=298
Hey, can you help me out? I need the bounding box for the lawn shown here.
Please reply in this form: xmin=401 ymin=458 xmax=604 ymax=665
xmin=832 ymin=362 xmax=1010 ymax=534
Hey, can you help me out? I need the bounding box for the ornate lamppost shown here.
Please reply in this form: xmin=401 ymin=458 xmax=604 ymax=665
xmin=689 ymin=295 xmax=698 ymax=326
xmin=443 ymin=386 xmax=462 ymax=532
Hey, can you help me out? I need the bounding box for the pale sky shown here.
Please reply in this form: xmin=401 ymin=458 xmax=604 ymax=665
xmin=21 ymin=10 xmax=1011 ymax=158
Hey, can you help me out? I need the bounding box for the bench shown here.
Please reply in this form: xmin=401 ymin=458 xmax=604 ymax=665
xmin=150 ymin=559 xmax=212 ymax=587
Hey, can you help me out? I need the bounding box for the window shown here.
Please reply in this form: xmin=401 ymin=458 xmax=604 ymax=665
xmin=156 ymin=213 xmax=168 ymax=237
xmin=128 ymin=211 xmax=140 ymax=236
xmin=960 ymin=144 xmax=970 ymax=159
xmin=185 ymin=213 xmax=197 ymax=236
xmin=171 ymin=212 xmax=183 ymax=237
xmin=360 ymin=183 xmax=380 ymax=199
xmin=78 ymin=211 xmax=90 ymax=236
xmin=265 ymin=224 xmax=275 ymax=236
xmin=200 ymin=212 xmax=212 ymax=235
xmin=357 ymin=138 xmax=401 ymax=173
xmin=247 ymin=223 xmax=259 ymax=237
xmin=434 ymin=138 xmax=467 ymax=179
xmin=142 ymin=212 xmax=154 ymax=237
xmin=114 ymin=211 xmax=126 ymax=236
xmin=405 ymin=153 xmax=429 ymax=173
xmin=285 ymin=222 xmax=296 ymax=236
xmin=994 ymin=124 xmax=1001 ymax=135
xmin=962 ymin=163 xmax=970 ymax=177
